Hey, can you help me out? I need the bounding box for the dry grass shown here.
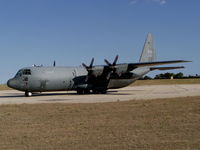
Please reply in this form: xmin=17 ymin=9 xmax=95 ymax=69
xmin=0 ymin=85 xmax=11 ymax=90
xmin=132 ymin=79 xmax=200 ymax=86
xmin=0 ymin=97 xmax=199 ymax=150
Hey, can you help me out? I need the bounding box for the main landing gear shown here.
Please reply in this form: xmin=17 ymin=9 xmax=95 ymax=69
xmin=77 ymin=89 xmax=90 ymax=94
xmin=25 ymin=92 xmax=32 ymax=97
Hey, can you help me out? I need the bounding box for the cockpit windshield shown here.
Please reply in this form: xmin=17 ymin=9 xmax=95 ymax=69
xmin=15 ymin=70 xmax=22 ymax=78
xmin=23 ymin=69 xmax=31 ymax=75
xmin=15 ymin=69 xmax=31 ymax=78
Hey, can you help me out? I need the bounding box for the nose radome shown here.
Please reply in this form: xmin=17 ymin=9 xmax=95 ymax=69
xmin=7 ymin=79 xmax=12 ymax=88
xmin=7 ymin=79 xmax=15 ymax=88
xmin=7 ymin=78 xmax=23 ymax=91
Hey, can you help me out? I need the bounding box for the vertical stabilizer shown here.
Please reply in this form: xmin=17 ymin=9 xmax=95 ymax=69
xmin=139 ymin=33 xmax=156 ymax=62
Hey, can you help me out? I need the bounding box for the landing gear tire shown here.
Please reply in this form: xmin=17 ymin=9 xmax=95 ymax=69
xmin=84 ymin=89 xmax=90 ymax=94
xmin=77 ymin=89 xmax=84 ymax=94
xmin=101 ymin=90 xmax=107 ymax=94
xmin=77 ymin=89 xmax=91 ymax=94
xmin=92 ymin=89 xmax=107 ymax=94
xmin=25 ymin=92 xmax=32 ymax=97
xmin=92 ymin=90 xmax=97 ymax=94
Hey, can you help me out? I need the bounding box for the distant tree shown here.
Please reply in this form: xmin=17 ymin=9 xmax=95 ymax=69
xmin=187 ymin=74 xmax=200 ymax=78
xmin=155 ymin=74 xmax=160 ymax=79
xmin=139 ymin=75 xmax=152 ymax=80
xmin=174 ymin=72 xmax=184 ymax=79
xmin=143 ymin=76 xmax=152 ymax=80
xmin=154 ymin=72 xmax=200 ymax=79
xmin=188 ymin=75 xmax=193 ymax=78
xmin=155 ymin=72 xmax=174 ymax=79
xmin=195 ymin=74 xmax=200 ymax=78
xmin=164 ymin=72 xmax=174 ymax=79
xmin=155 ymin=73 xmax=164 ymax=79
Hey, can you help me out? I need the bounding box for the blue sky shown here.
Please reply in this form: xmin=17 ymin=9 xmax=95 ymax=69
xmin=0 ymin=0 xmax=199 ymax=83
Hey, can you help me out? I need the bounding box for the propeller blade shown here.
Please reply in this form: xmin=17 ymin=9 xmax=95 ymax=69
xmin=83 ymin=57 xmax=95 ymax=72
xmin=113 ymin=55 xmax=119 ymax=65
xmin=104 ymin=59 xmax=112 ymax=66
xmin=90 ymin=58 xmax=94 ymax=67
xmin=82 ymin=63 xmax=88 ymax=68
xmin=53 ymin=60 xmax=56 ymax=67
xmin=82 ymin=58 xmax=95 ymax=82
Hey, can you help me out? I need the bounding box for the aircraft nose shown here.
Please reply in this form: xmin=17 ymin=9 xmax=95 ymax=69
xmin=7 ymin=79 xmax=16 ymax=89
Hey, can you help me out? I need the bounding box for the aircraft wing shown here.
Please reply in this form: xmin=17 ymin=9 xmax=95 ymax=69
xmin=82 ymin=59 xmax=190 ymax=89
xmin=83 ymin=60 xmax=189 ymax=79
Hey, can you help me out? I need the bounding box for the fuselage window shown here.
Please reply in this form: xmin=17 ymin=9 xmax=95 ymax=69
xmin=22 ymin=69 xmax=31 ymax=75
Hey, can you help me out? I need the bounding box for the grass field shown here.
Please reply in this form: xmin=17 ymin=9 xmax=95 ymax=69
xmin=0 ymin=97 xmax=199 ymax=150
xmin=0 ymin=84 xmax=11 ymax=90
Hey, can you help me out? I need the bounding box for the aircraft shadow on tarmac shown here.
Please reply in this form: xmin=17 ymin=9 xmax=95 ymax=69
xmin=0 ymin=94 xmax=25 ymax=98
xmin=41 ymin=99 xmax=73 ymax=102
xmin=0 ymin=93 xmax=72 ymax=98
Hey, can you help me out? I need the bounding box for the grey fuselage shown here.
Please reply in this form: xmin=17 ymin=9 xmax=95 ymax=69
xmin=7 ymin=66 xmax=149 ymax=92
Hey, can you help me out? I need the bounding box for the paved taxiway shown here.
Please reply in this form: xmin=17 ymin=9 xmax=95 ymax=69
xmin=0 ymin=84 xmax=200 ymax=105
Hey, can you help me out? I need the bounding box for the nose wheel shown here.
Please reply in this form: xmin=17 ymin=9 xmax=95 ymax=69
xmin=25 ymin=92 xmax=32 ymax=97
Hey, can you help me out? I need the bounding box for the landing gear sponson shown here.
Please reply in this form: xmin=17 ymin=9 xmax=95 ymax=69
xmin=77 ymin=89 xmax=107 ymax=94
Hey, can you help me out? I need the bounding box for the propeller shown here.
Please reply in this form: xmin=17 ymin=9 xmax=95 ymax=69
xmin=104 ymin=55 xmax=119 ymax=69
xmin=82 ymin=58 xmax=94 ymax=71
xmin=82 ymin=58 xmax=95 ymax=82
xmin=104 ymin=55 xmax=120 ymax=79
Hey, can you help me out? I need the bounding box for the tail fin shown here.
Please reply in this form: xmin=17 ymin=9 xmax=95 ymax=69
xmin=139 ymin=33 xmax=156 ymax=62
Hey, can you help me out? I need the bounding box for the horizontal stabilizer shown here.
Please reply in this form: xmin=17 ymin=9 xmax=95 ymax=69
xmin=150 ymin=66 xmax=185 ymax=71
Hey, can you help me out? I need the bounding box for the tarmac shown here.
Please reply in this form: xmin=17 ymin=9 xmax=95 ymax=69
xmin=0 ymin=84 xmax=200 ymax=105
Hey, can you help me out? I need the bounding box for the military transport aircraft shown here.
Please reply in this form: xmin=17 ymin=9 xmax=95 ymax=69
xmin=7 ymin=33 xmax=189 ymax=96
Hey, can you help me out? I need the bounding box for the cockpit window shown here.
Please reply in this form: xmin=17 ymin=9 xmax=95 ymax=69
xmin=23 ymin=69 xmax=31 ymax=75
xmin=15 ymin=69 xmax=31 ymax=78
xmin=15 ymin=70 xmax=22 ymax=78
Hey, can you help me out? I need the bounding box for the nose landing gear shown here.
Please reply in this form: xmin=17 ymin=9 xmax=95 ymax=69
xmin=25 ymin=92 xmax=32 ymax=97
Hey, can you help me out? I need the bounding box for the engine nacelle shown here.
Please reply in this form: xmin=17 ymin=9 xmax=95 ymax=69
xmin=115 ymin=64 xmax=128 ymax=76
xmin=91 ymin=66 xmax=104 ymax=77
